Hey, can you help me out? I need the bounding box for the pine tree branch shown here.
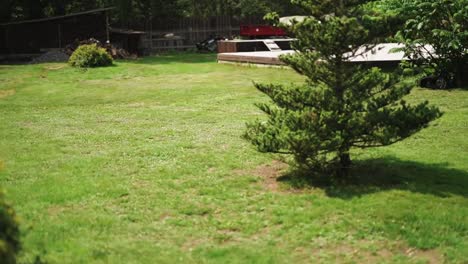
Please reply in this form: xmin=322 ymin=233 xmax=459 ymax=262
xmin=352 ymin=136 xmax=408 ymax=148
xmin=267 ymin=150 xmax=294 ymax=155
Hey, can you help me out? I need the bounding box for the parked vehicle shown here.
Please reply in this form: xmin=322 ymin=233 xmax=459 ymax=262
xmin=420 ymin=71 xmax=454 ymax=89
xmin=196 ymin=36 xmax=226 ymax=52
xmin=239 ymin=25 xmax=287 ymax=39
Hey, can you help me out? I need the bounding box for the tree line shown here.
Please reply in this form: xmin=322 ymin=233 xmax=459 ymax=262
xmin=0 ymin=0 xmax=304 ymax=25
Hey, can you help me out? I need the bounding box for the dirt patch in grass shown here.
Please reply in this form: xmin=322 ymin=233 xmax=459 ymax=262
xmin=296 ymin=239 xmax=444 ymax=263
xmin=43 ymin=65 xmax=66 ymax=71
xmin=159 ymin=212 xmax=173 ymax=221
xmin=0 ymin=89 xmax=15 ymax=99
xmin=47 ymin=203 xmax=87 ymax=217
xmin=256 ymin=161 xmax=288 ymax=192
xmin=131 ymin=179 xmax=152 ymax=189
xmin=235 ymin=160 xmax=288 ymax=192
xmin=216 ymin=226 xmax=272 ymax=245
xmin=405 ymin=247 xmax=442 ymax=264
xmin=182 ymin=237 xmax=212 ymax=252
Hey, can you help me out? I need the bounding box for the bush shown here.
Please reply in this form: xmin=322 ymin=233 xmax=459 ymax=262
xmin=68 ymin=44 xmax=113 ymax=68
xmin=0 ymin=190 xmax=20 ymax=264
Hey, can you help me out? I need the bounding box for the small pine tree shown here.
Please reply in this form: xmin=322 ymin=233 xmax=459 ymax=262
xmin=245 ymin=0 xmax=442 ymax=176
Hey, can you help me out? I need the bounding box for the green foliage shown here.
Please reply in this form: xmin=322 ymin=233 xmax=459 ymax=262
xmin=263 ymin=12 xmax=279 ymax=24
xmin=361 ymin=0 xmax=413 ymax=40
xmin=0 ymin=0 xmax=303 ymax=24
xmin=0 ymin=190 xmax=20 ymax=264
xmin=69 ymin=44 xmax=113 ymax=68
xmin=362 ymin=0 xmax=414 ymax=20
xmin=395 ymin=0 xmax=468 ymax=87
xmin=245 ymin=1 xmax=442 ymax=175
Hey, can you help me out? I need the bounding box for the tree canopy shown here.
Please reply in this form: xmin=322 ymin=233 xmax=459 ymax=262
xmin=0 ymin=0 xmax=303 ymax=24
xmin=395 ymin=0 xmax=468 ymax=87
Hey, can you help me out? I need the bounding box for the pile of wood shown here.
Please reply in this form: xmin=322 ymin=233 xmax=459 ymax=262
xmin=65 ymin=38 xmax=136 ymax=59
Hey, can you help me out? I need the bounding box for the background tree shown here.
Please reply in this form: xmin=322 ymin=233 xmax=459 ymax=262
xmin=0 ymin=0 xmax=14 ymax=22
xmin=244 ymin=0 xmax=442 ymax=176
xmin=0 ymin=0 xmax=302 ymax=24
xmin=395 ymin=0 xmax=468 ymax=87
xmin=361 ymin=0 xmax=412 ymax=40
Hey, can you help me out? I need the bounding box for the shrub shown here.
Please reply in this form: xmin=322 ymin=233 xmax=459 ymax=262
xmin=0 ymin=190 xmax=20 ymax=264
xmin=69 ymin=44 xmax=113 ymax=68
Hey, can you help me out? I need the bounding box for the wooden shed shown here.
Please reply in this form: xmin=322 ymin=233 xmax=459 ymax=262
xmin=109 ymin=28 xmax=145 ymax=55
xmin=0 ymin=7 xmax=113 ymax=54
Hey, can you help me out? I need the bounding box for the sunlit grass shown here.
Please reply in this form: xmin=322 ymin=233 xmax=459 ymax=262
xmin=0 ymin=53 xmax=467 ymax=263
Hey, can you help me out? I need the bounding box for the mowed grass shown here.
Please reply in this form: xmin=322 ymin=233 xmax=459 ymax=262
xmin=0 ymin=53 xmax=467 ymax=263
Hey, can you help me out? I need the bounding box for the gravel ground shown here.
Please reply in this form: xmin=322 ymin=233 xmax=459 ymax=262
xmin=30 ymin=50 xmax=69 ymax=63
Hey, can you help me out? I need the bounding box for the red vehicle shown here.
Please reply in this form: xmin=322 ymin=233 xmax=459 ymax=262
xmin=240 ymin=25 xmax=287 ymax=38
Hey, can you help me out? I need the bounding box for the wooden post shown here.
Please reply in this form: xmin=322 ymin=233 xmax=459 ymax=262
xmin=150 ymin=16 xmax=153 ymax=52
xmin=58 ymin=23 xmax=62 ymax=48
xmin=229 ymin=16 xmax=232 ymax=38
xmin=106 ymin=11 xmax=110 ymax=43
xmin=4 ymin=27 xmax=8 ymax=52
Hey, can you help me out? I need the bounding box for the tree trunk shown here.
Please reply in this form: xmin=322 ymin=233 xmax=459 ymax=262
xmin=0 ymin=0 xmax=13 ymax=23
xmin=455 ymin=62 xmax=468 ymax=88
xmin=338 ymin=152 xmax=351 ymax=177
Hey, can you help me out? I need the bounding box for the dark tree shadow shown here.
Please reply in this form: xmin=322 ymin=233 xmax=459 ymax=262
xmin=277 ymin=156 xmax=468 ymax=199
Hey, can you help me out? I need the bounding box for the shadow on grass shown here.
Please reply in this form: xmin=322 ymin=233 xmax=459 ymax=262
xmin=132 ymin=52 xmax=217 ymax=65
xmin=277 ymin=156 xmax=468 ymax=199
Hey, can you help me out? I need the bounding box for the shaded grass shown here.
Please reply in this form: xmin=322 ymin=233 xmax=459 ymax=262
xmin=0 ymin=53 xmax=467 ymax=263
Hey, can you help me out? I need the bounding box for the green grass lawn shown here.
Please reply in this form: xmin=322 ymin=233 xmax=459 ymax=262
xmin=0 ymin=53 xmax=467 ymax=263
